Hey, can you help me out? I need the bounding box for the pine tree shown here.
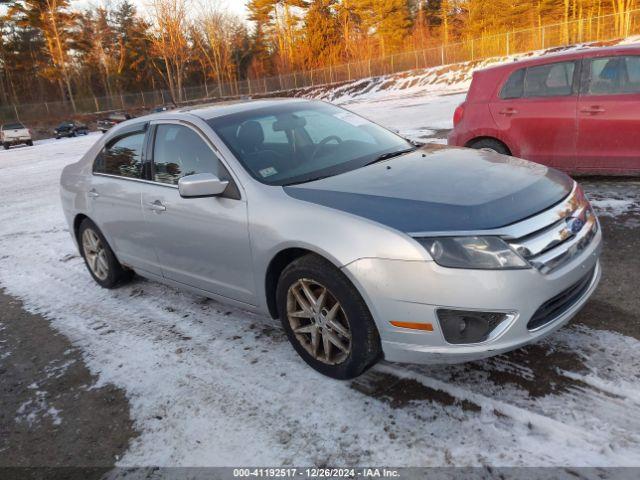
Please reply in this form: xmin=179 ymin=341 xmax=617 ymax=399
xmin=7 ymin=0 xmax=78 ymax=108
xmin=303 ymin=0 xmax=342 ymax=67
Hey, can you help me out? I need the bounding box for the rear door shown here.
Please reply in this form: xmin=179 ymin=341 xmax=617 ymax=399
xmin=490 ymin=60 xmax=580 ymax=169
xmin=141 ymin=121 xmax=256 ymax=305
xmin=89 ymin=123 xmax=162 ymax=275
xmin=576 ymin=54 xmax=640 ymax=174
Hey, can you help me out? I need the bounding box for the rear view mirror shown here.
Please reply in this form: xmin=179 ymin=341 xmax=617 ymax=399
xmin=178 ymin=173 xmax=228 ymax=198
xmin=273 ymin=115 xmax=306 ymax=132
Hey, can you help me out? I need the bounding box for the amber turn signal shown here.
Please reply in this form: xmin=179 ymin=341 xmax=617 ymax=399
xmin=390 ymin=321 xmax=434 ymax=331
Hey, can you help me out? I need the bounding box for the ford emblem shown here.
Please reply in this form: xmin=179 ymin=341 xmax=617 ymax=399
xmin=566 ymin=217 xmax=585 ymax=234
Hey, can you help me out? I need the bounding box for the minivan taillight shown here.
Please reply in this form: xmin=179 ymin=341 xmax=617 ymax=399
xmin=453 ymin=104 xmax=465 ymax=127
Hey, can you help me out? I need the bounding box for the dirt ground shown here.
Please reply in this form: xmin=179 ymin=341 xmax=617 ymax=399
xmin=0 ymin=290 xmax=137 ymax=474
xmin=0 ymin=190 xmax=638 ymax=469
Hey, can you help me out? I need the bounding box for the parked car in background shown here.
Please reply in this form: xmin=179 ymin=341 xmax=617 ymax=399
xmin=1 ymin=122 xmax=33 ymax=149
xmin=448 ymin=45 xmax=640 ymax=175
xmin=97 ymin=112 xmax=132 ymax=133
xmin=60 ymin=99 xmax=601 ymax=379
xmin=151 ymin=105 xmax=174 ymax=113
xmin=55 ymin=121 xmax=89 ymax=139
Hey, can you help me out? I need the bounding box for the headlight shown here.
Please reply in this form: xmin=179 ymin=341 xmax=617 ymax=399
xmin=416 ymin=236 xmax=529 ymax=269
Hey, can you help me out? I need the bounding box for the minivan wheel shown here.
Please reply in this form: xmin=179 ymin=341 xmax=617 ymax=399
xmin=276 ymin=254 xmax=381 ymax=379
xmin=78 ymin=219 xmax=133 ymax=289
xmin=470 ymin=138 xmax=510 ymax=155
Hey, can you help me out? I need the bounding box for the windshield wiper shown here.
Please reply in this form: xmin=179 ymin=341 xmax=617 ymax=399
xmin=283 ymin=174 xmax=333 ymax=186
xmin=365 ymin=147 xmax=416 ymax=166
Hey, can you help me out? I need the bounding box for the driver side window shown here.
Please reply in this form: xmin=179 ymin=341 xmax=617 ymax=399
xmin=152 ymin=124 xmax=231 ymax=185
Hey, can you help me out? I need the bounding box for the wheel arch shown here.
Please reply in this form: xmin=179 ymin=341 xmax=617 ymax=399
xmin=264 ymin=244 xmax=370 ymax=320
xmin=73 ymin=213 xmax=90 ymax=242
xmin=264 ymin=247 xmax=318 ymax=319
xmin=465 ymin=136 xmax=512 ymax=155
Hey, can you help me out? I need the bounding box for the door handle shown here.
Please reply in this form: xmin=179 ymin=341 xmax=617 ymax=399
xmin=146 ymin=200 xmax=167 ymax=213
xmin=498 ymin=108 xmax=518 ymax=115
xmin=88 ymin=189 xmax=100 ymax=198
xmin=580 ymin=106 xmax=606 ymax=114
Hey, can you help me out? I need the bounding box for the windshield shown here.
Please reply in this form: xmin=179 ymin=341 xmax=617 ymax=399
xmin=206 ymin=101 xmax=412 ymax=186
xmin=3 ymin=123 xmax=24 ymax=130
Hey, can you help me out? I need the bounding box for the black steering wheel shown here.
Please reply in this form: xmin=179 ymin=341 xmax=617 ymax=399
xmin=310 ymin=135 xmax=342 ymax=161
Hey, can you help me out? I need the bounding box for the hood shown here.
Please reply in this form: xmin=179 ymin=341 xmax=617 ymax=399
xmin=283 ymin=145 xmax=573 ymax=233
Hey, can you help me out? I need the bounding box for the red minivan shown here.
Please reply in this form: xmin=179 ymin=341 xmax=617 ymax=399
xmin=448 ymin=45 xmax=640 ymax=175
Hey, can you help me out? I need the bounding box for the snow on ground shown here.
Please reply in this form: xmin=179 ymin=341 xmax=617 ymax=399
xmin=1 ymin=115 xmax=640 ymax=467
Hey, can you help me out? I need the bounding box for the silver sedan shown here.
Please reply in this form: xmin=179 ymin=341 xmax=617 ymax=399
xmin=60 ymin=99 xmax=602 ymax=379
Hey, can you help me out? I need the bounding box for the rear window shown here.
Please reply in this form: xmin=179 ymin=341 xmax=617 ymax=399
xmin=500 ymin=69 xmax=525 ymax=99
xmin=500 ymin=61 xmax=576 ymax=99
xmin=94 ymin=131 xmax=145 ymax=179
xmin=2 ymin=123 xmax=25 ymax=130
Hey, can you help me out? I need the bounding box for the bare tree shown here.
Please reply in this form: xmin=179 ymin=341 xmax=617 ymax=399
xmin=148 ymin=0 xmax=192 ymax=103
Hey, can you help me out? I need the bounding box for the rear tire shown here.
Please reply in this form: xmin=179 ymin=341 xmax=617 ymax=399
xmin=276 ymin=254 xmax=381 ymax=379
xmin=3 ymin=143 xmax=9 ymax=150
xmin=469 ymin=138 xmax=510 ymax=155
xmin=78 ymin=218 xmax=133 ymax=289
xmin=26 ymin=140 xmax=33 ymax=146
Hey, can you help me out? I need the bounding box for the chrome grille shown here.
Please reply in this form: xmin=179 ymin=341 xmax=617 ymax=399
xmin=503 ymin=184 xmax=598 ymax=274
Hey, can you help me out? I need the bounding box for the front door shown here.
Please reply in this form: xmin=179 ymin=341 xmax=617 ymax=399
xmin=141 ymin=122 xmax=256 ymax=305
xmin=490 ymin=60 xmax=579 ymax=169
xmin=576 ymin=55 xmax=640 ymax=174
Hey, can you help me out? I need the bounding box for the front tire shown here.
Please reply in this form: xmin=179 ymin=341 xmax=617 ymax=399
xmin=78 ymin=219 xmax=133 ymax=289
xmin=276 ymin=254 xmax=381 ymax=379
xmin=26 ymin=140 xmax=33 ymax=146
xmin=3 ymin=143 xmax=9 ymax=150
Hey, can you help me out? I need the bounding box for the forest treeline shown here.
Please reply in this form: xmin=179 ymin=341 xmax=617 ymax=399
xmin=0 ymin=0 xmax=637 ymax=108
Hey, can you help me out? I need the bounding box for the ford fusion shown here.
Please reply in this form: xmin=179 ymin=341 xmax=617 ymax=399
xmin=60 ymin=99 xmax=602 ymax=379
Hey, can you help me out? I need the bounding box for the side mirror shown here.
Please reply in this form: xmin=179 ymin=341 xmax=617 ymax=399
xmin=178 ymin=173 xmax=229 ymax=198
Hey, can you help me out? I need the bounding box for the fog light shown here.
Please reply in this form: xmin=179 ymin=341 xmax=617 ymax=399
xmin=437 ymin=309 xmax=509 ymax=344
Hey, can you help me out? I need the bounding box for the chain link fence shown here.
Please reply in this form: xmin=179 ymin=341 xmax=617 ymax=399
xmin=2 ymin=9 xmax=639 ymax=123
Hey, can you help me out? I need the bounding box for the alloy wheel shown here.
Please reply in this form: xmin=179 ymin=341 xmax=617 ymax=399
xmin=286 ymin=278 xmax=352 ymax=365
xmin=82 ymin=229 xmax=109 ymax=281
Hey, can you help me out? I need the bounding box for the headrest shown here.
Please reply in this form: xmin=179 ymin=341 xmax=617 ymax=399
xmin=237 ymin=121 xmax=264 ymax=152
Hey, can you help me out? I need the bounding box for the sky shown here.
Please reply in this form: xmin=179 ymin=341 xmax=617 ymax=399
xmin=73 ymin=0 xmax=248 ymax=19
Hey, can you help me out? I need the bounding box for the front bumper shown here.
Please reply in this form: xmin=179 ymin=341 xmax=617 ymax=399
xmin=342 ymin=227 xmax=602 ymax=364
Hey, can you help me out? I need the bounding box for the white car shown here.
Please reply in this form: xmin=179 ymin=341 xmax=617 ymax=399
xmin=1 ymin=122 xmax=33 ymax=149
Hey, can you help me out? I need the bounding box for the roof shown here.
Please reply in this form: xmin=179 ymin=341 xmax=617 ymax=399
xmin=479 ymin=43 xmax=640 ymax=73
xmin=181 ymin=98 xmax=311 ymax=120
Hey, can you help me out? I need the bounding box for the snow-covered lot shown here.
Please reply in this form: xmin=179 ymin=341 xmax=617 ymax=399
xmin=1 ymin=93 xmax=640 ymax=467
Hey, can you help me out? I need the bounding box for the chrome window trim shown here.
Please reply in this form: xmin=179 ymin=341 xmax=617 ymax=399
xmin=92 ymin=172 xmax=178 ymax=189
